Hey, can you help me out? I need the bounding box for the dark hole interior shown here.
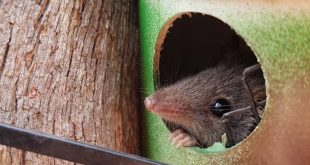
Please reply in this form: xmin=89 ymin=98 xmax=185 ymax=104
xmin=157 ymin=13 xmax=259 ymax=86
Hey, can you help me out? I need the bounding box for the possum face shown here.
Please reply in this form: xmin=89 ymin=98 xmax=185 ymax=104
xmin=144 ymin=64 xmax=265 ymax=147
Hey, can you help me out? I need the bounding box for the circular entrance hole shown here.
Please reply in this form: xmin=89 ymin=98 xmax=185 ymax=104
xmin=153 ymin=12 xmax=266 ymax=149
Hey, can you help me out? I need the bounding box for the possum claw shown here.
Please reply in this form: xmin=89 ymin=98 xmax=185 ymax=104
xmin=170 ymin=129 xmax=197 ymax=147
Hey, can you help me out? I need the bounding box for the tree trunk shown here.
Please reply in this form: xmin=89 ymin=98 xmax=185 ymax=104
xmin=0 ymin=0 xmax=140 ymax=164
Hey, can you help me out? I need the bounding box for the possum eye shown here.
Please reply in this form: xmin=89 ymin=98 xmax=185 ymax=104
xmin=210 ymin=99 xmax=231 ymax=117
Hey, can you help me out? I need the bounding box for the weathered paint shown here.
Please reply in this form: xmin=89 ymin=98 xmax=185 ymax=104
xmin=139 ymin=1 xmax=310 ymax=164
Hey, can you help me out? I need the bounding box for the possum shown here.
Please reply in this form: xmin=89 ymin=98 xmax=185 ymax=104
xmin=144 ymin=59 xmax=266 ymax=148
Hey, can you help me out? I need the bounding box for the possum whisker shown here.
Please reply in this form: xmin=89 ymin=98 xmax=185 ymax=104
xmin=164 ymin=104 xmax=244 ymax=112
xmin=182 ymin=113 xmax=211 ymax=123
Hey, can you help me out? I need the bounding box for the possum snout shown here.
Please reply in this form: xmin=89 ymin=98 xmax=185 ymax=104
xmin=144 ymin=96 xmax=157 ymax=112
xmin=145 ymin=96 xmax=167 ymax=113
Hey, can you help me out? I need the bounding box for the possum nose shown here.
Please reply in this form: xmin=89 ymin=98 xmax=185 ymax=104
xmin=144 ymin=96 xmax=156 ymax=111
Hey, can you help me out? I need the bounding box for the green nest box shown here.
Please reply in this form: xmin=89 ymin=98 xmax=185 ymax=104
xmin=139 ymin=1 xmax=310 ymax=164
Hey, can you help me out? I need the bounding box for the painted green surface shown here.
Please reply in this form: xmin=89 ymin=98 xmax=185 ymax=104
xmin=139 ymin=1 xmax=310 ymax=164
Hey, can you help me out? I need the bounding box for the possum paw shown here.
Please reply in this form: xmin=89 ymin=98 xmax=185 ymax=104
xmin=170 ymin=129 xmax=197 ymax=147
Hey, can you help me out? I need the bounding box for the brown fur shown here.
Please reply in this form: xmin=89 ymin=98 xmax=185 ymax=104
xmin=145 ymin=61 xmax=266 ymax=148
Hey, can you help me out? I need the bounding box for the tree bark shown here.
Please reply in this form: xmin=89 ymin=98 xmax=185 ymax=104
xmin=0 ymin=0 xmax=140 ymax=164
